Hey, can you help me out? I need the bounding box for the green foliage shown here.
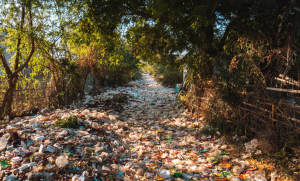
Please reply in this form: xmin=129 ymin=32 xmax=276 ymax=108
xmin=55 ymin=116 xmax=79 ymax=129
xmin=141 ymin=64 xmax=156 ymax=75
xmin=142 ymin=63 xmax=182 ymax=87
xmin=179 ymin=92 xmax=192 ymax=109
xmin=90 ymin=42 xmax=142 ymax=86
xmin=212 ymin=66 xmax=248 ymax=105
xmin=83 ymin=0 xmax=300 ymax=86
xmin=62 ymin=58 xmax=85 ymax=102
xmin=161 ymin=71 xmax=183 ymax=87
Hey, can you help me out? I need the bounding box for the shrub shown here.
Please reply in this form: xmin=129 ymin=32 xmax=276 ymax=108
xmin=55 ymin=116 xmax=79 ymax=129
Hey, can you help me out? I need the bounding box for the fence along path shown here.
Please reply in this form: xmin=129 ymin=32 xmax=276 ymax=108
xmin=237 ymin=75 xmax=300 ymax=146
xmin=0 ymin=80 xmax=56 ymax=117
xmin=191 ymin=76 xmax=300 ymax=148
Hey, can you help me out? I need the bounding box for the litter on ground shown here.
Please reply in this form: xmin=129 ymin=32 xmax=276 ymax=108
xmin=0 ymin=74 xmax=273 ymax=181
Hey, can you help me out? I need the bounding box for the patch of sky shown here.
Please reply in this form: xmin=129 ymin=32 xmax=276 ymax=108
xmin=215 ymin=12 xmax=230 ymax=39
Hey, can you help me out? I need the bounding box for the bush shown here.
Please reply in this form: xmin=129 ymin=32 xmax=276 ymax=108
xmin=55 ymin=116 xmax=79 ymax=129
xmin=161 ymin=71 xmax=183 ymax=87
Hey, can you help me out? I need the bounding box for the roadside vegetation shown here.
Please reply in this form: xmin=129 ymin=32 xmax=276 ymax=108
xmin=142 ymin=63 xmax=183 ymax=87
xmin=1 ymin=0 xmax=300 ymax=179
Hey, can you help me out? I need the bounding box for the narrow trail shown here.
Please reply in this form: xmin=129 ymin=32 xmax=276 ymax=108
xmin=95 ymin=73 xmax=269 ymax=181
xmin=120 ymin=73 xmax=179 ymax=121
xmin=0 ymin=74 xmax=274 ymax=181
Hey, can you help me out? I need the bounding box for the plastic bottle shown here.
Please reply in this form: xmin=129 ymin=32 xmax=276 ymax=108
xmin=0 ymin=137 xmax=7 ymax=150
xmin=56 ymin=156 xmax=68 ymax=168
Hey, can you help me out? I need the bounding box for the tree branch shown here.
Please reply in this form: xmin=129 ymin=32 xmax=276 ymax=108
xmin=0 ymin=47 xmax=12 ymax=76
xmin=13 ymin=8 xmax=34 ymax=76
xmin=35 ymin=40 xmax=63 ymax=72
xmin=14 ymin=6 xmax=25 ymax=71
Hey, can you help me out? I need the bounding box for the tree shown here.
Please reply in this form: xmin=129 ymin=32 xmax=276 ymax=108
xmin=83 ymin=0 xmax=300 ymax=93
xmin=0 ymin=0 xmax=35 ymax=119
xmin=0 ymin=0 xmax=72 ymax=119
xmin=84 ymin=0 xmax=219 ymax=79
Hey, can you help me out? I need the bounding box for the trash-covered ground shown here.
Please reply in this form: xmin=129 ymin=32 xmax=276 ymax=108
xmin=0 ymin=74 xmax=283 ymax=180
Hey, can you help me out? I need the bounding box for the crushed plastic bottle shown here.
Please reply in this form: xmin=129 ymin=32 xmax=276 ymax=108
xmin=11 ymin=157 xmax=22 ymax=162
xmin=55 ymin=156 xmax=68 ymax=168
xmin=0 ymin=137 xmax=7 ymax=151
xmin=159 ymin=169 xmax=171 ymax=178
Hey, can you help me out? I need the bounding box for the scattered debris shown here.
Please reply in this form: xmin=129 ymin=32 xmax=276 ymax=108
xmin=0 ymin=74 xmax=276 ymax=180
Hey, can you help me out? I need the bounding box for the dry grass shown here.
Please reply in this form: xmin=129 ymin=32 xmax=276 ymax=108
xmin=224 ymin=140 xmax=296 ymax=180
xmin=256 ymin=128 xmax=279 ymax=154
xmin=181 ymin=79 xmax=300 ymax=180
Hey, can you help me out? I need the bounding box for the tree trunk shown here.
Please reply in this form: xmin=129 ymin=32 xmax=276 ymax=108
xmin=0 ymin=75 xmax=18 ymax=119
xmin=51 ymin=70 xmax=62 ymax=106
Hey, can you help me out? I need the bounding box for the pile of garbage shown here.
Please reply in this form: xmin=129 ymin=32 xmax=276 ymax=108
xmin=78 ymin=92 xmax=132 ymax=113
xmin=0 ymin=74 xmax=278 ymax=181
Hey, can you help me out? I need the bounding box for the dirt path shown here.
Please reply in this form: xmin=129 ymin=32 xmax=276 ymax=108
xmin=94 ymin=73 xmax=273 ymax=181
xmin=0 ymin=73 xmax=283 ymax=181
